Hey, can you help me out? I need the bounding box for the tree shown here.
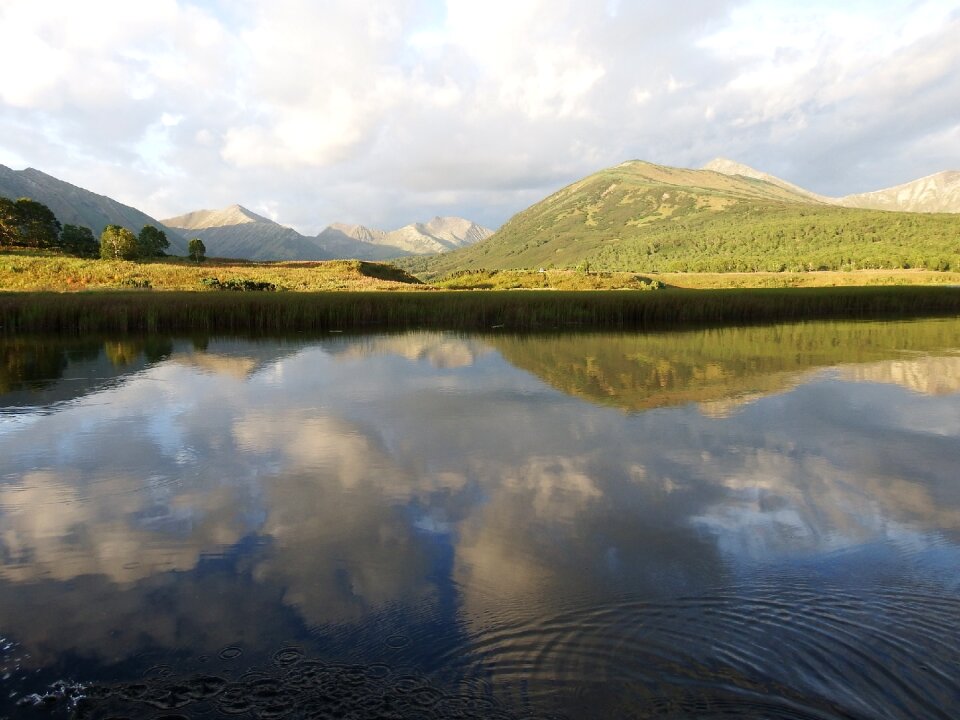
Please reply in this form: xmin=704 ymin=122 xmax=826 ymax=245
xmin=16 ymin=199 xmax=62 ymax=247
xmin=137 ymin=224 xmax=169 ymax=257
xmin=60 ymin=224 xmax=99 ymax=258
xmin=188 ymin=237 xmax=206 ymax=262
xmin=0 ymin=196 xmax=61 ymax=248
xmin=100 ymin=225 xmax=140 ymax=260
xmin=0 ymin=197 xmax=16 ymax=246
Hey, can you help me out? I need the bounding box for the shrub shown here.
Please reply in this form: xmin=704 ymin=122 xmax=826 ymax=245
xmin=200 ymin=277 xmax=280 ymax=291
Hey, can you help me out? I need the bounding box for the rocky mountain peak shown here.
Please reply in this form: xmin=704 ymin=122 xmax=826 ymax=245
xmin=702 ymin=157 xmax=766 ymax=178
xmin=162 ymin=205 xmax=277 ymax=230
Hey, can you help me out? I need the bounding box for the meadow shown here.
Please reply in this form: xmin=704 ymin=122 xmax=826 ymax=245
xmin=3 ymin=248 xmax=960 ymax=335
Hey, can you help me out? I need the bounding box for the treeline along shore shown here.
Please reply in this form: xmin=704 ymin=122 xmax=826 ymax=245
xmin=2 ymin=287 xmax=960 ymax=335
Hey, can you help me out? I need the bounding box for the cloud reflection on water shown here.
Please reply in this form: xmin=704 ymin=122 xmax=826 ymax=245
xmin=0 ymin=323 xmax=958 ymax=671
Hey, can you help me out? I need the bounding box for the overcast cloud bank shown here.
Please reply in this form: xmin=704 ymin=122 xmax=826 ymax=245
xmin=0 ymin=0 xmax=958 ymax=232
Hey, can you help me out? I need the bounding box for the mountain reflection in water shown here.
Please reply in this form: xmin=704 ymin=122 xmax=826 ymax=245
xmin=1 ymin=321 xmax=958 ymax=719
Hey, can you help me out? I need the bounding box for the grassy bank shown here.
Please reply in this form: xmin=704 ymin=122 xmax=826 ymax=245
xmin=431 ymin=267 xmax=960 ymax=289
xmin=2 ymin=287 xmax=959 ymax=335
xmin=6 ymin=249 xmax=960 ymax=292
xmin=0 ymin=250 xmax=423 ymax=291
xmin=650 ymin=269 xmax=960 ymax=289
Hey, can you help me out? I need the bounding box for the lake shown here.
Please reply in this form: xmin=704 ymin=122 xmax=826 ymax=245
xmin=1 ymin=320 xmax=959 ymax=719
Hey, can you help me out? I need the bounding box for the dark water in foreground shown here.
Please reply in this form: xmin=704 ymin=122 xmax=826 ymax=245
xmin=1 ymin=320 xmax=959 ymax=719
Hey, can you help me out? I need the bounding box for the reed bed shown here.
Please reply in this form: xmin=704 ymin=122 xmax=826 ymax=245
xmin=1 ymin=287 xmax=959 ymax=336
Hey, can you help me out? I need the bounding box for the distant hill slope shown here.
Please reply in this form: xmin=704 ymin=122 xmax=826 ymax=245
xmin=706 ymin=158 xmax=960 ymax=213
xmin=320 ymin=217 xmax=492 ymax=256
xmin=163 ymin=204 xmax=275 ymax=230
xmin=315 ymin=225 xmax=409 ymax=260
xmin=164 ymin=205 xmax=492 ymax=261
xmin=0 ymin=165 xmax=187 ymax=254
xmin=701 ymin=158 xmax=831 ymax=203
xmin=401 ymin=160 xmax=960 ymax=276
xmin=387 ymin=217 xmax=493 ymax=253
xmin=163 ymin=205 xmax=332 ymax=261
xmin=837 ymin=171 xmax=960 ymax=213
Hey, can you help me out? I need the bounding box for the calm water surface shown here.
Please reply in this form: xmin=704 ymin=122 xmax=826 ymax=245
xmin=1 ymin=320 xmax=959 ymax=719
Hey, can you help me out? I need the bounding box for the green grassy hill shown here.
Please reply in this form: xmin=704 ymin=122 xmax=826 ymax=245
xmin=401 ymin=161 xmax=960 ymax=277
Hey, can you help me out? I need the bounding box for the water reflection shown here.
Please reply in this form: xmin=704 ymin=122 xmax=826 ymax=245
xmin=1 ymin=321 xmax=959 ymax=718
xmin=491 ymin=319 xmax=960 ymax=412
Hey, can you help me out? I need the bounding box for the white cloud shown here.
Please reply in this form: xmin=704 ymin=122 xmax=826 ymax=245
xmin=0 ymin=0 xmax=958 ymax=230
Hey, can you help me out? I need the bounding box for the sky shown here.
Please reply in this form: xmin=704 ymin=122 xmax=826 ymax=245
xmin=0 ymin=0 xmax=958 ymax=234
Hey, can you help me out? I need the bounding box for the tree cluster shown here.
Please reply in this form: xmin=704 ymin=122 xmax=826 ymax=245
xmin=0 ymin=196 xmax=66 ymax=250
xmin=99 ymin=224 xmax=170 ymax=260
xmin=1 ymin=194 xmax=173 ymax=260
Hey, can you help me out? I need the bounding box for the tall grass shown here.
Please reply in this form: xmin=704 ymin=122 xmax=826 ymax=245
xmin=1 ymin=287 xmax=959 ymax=336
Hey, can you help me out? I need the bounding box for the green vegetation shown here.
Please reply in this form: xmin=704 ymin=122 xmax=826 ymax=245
xmin=2 ymin=193 xmax=174 ymax=261
xmin=6 ymin=247 xmax=960 ymax=293
xmin=0 ymin=196 xmax=62 ymax=248
xmin=99 ymin=224 xmax=140 ymax=260
xmin=137 ymin=225 xmax=170 ymax=257
xmin=60 ymin=225 xmax=99 ymax=258
xmin=436 ymin=268 xmax=663 ymax=290
xmin=648 ymin=269 xmax=960 ymax=289
xmin=99 ymin=223 xmax=171 ymax=260
xmin=400 ymin=161 xmax=960 ymax=277
xmin=2 ymin=287 xmax=959 ymax=336
xmin=200 ymin=277 xmax=279 ymax=292
xmin=491 ymin=317 xmax=960 ymax=412
xmin=588 ymin=204 xmax=960 ymax=273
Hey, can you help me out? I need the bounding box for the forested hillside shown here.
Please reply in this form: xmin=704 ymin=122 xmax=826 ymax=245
xmin=403 ymin=161 xmax=960 ymax=277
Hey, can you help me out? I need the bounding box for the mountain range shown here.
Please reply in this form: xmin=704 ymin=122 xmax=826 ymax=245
xmin=404 ymin=158 xmax=960 ymax=276
xmin=703 ymin=158 xmax=960 ymax=213
xmin=0 ymin=163 xmax=491 ymax=261
xmin=4 ymin=158 xmax=960 ymax=267
xmin=162 ymin=206 xmax=492 ymax=261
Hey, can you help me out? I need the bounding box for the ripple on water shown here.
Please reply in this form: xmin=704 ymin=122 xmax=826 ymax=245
xmin=272 ymin=646 xmax=305 ymax=668
xmin=218 ymin=645 xmax=243 ymax=660
xmin=436 ymin=583 xmax=960 ymax=720
xmin=385 ymin=633 xmax=411 ymax=649
xmin=14 ymin=583 xmax=960 ymax=719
